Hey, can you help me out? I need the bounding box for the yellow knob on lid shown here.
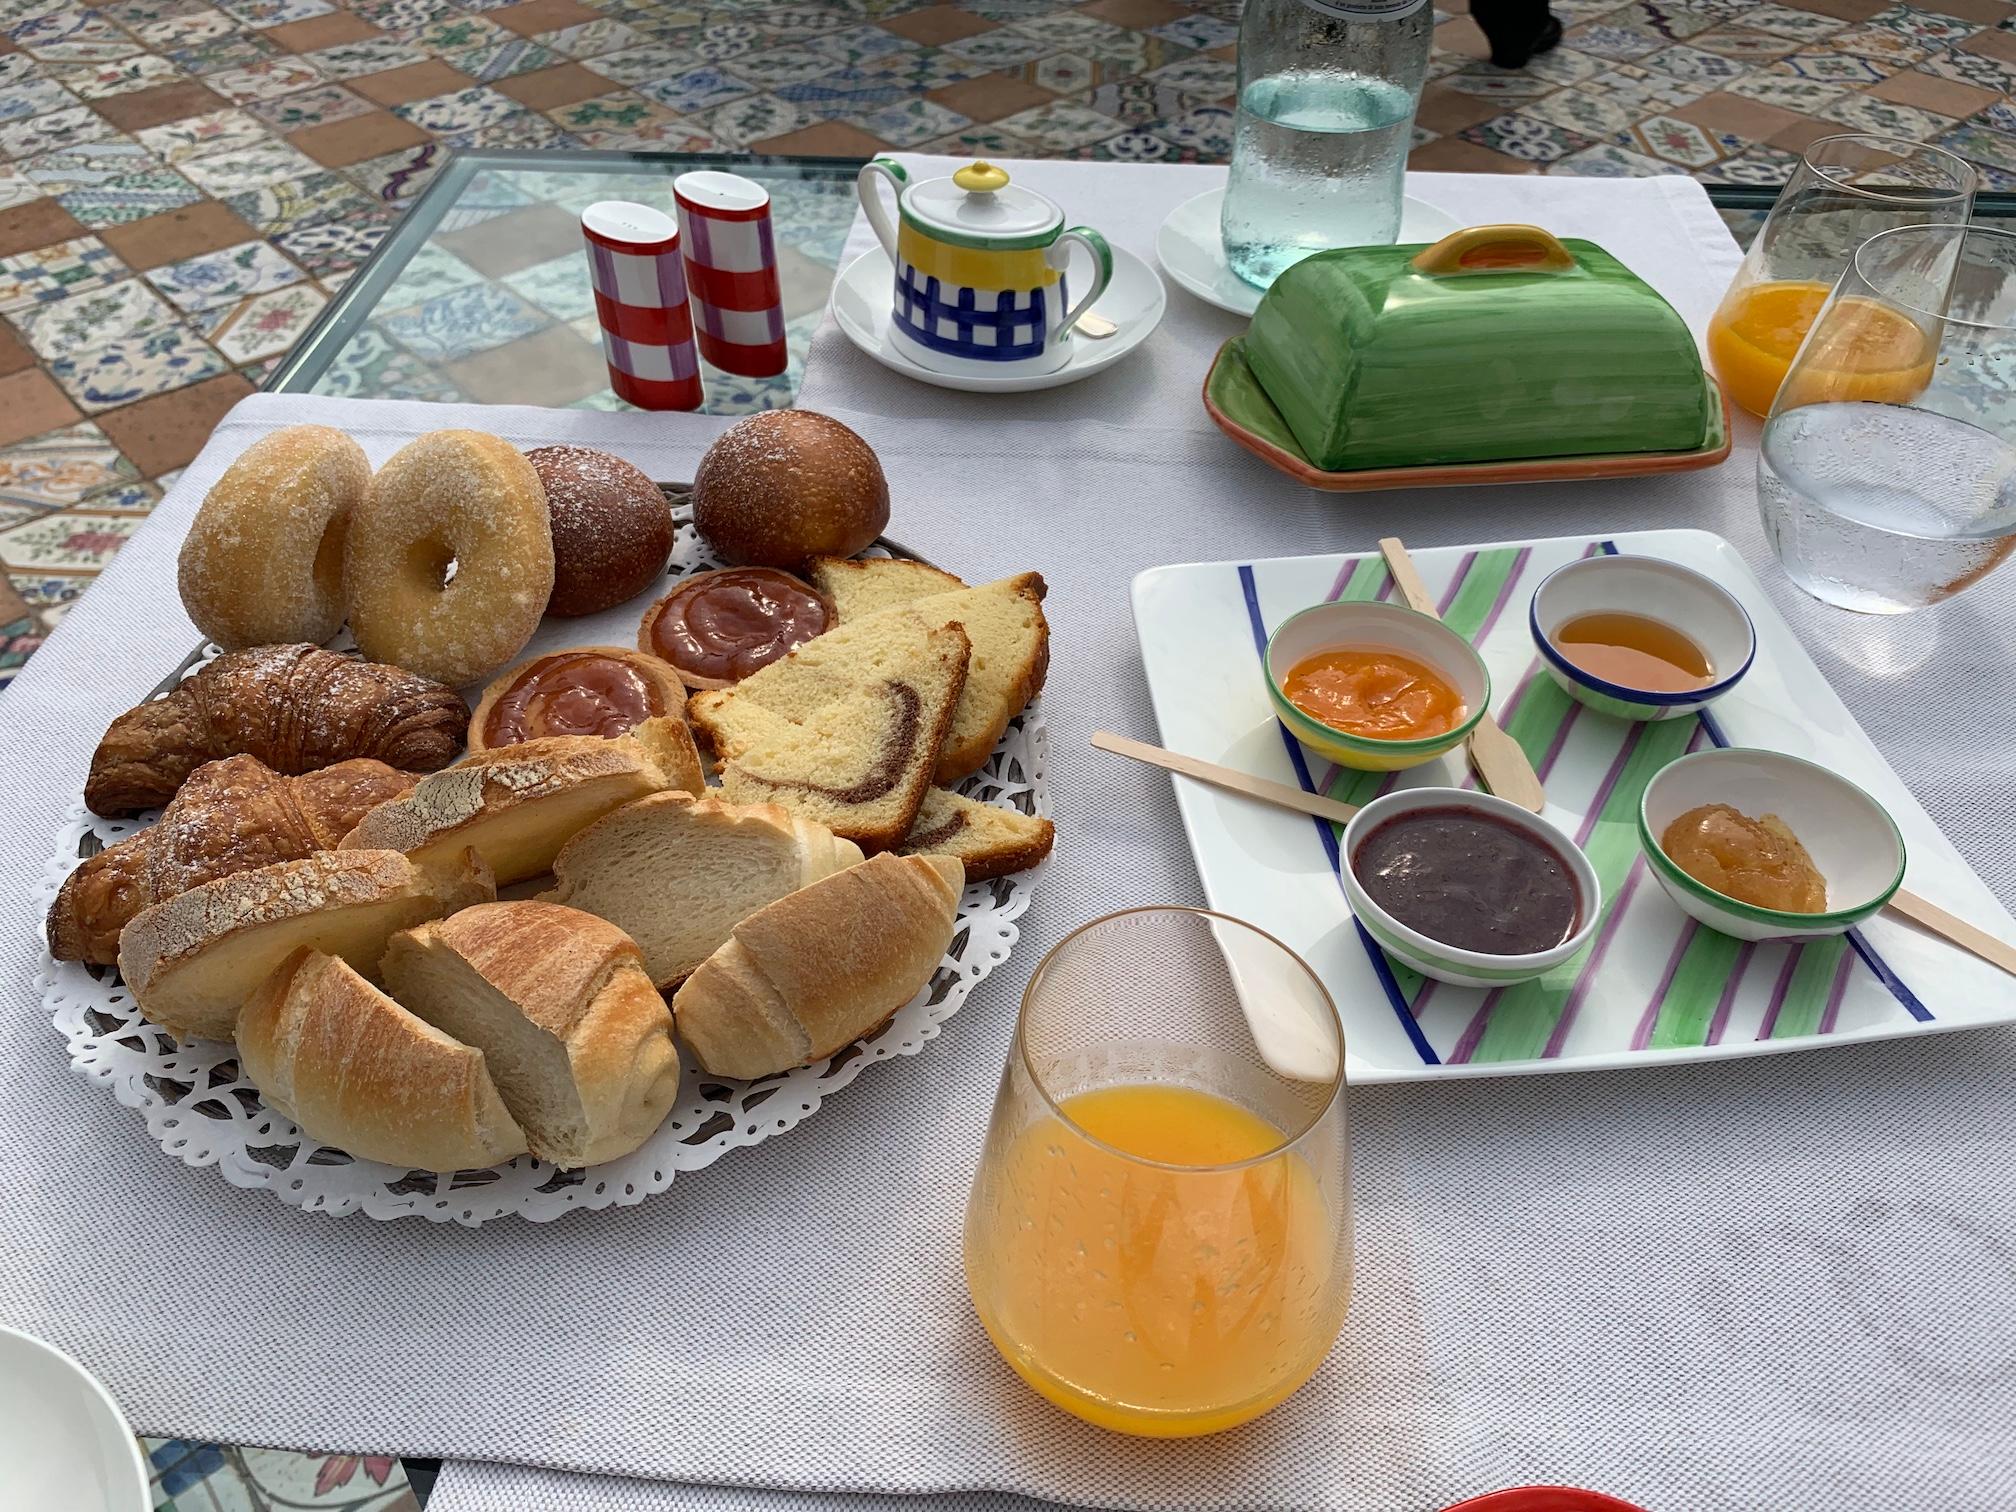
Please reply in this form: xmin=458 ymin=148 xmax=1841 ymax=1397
xmin=954 ymin=161 xmax=1011 ymax=194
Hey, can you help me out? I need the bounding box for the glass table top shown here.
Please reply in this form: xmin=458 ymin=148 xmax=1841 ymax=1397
xmin=264 ymin=149 xmax=862 ymax=415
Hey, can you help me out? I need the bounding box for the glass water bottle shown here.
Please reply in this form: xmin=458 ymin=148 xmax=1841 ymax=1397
xmin=1221 ymin=0 xmax=1434 ymax=291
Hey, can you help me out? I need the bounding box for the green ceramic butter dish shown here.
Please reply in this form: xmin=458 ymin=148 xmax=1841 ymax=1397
xmin=1222 ymin=225 xmax=1731 ymax=485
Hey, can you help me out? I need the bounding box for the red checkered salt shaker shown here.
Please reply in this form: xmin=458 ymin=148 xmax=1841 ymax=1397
xmin=580 ymin=200 xmax=703 ymax=411
xmin=673 ymin=170 xmax=787 ymax=379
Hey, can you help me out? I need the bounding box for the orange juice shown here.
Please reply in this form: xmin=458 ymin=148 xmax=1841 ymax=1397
xmin=1776 ymin=294 xmax=1937 ymax=409
xmin=1707 ymin=279 xmax=1831 ymax=417
xmin=1709 ymin=281 xmax=1937 ymax=417
xmin=964 ymin=1083 xmax=1347 ymax=1437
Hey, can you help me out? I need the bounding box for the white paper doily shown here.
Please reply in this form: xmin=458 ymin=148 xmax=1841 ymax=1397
xmin=34 ymin=521 xmax=1047 ymax=1225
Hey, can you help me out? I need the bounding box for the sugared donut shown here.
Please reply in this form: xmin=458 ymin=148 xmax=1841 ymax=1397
xmin=177 ymin=424 xmax=368 ymax=649
xmin=524 ymin=445 xmax=673 ymax=617
xmin=345 ymin=430 xmax=554 ymax=688
xmin=691 ymin=411 xmax=889 ymax=568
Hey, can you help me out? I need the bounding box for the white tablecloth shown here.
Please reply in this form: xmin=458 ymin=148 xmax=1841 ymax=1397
xmin=4 ymin=162 xmax=2016 ymax=1512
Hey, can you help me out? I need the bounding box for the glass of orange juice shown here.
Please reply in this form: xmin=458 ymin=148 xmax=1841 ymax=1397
xmin=963 ymin=907 xmax=1349 ymax=1438
xmin=1707 ymin=134 xmax=1974 ymax=419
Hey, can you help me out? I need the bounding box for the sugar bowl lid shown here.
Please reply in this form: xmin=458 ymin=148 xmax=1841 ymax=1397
xmin=902 ymin=161 xmax=1062 ymax=249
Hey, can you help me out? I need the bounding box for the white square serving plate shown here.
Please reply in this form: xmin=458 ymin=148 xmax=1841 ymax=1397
xmin=1131 ymin=528 xmax=2016 ymax=1084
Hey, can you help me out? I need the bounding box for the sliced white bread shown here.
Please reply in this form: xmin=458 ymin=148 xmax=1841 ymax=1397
xmin=807 ymin=555 xmax=965 ymax=620
xmin=341 ymin=714 xmax=704 ymax=885
xmin=118 ymin=847 xmax=493 ymax=1042
xmin=897 ymin=790 xmax=1053 ymax=881
xmin=381 ymin=901 xmax=680 ymax=1169
xmin=689 ymin=572 xmax=1047 ymax=784
xmin=540 ymin=792 xmax=863 ymax=988
xmin=672 ymin=852 xmax=963 ymax=1080
xmin=715 ymin=624 xmax=968 ymax=850
xmin=237 ymin=948 xmax=528 ymax=1171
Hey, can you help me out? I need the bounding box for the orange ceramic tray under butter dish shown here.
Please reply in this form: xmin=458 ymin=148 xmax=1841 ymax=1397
xmin=1204 ymin=225 xmax=1734 ymax=493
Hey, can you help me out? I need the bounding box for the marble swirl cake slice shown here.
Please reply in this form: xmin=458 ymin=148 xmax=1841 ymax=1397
xmin=714 ymin=623 xmax=969 ymax=851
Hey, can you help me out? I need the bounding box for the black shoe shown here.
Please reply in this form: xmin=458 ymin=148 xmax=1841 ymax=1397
xmin=1489 ymin=12 xmax=1563 ymax=69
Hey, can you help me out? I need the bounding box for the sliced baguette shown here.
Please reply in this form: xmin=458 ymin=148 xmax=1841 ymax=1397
xmin=808 ymin=555 xmax=965 ymax=619
xmin=540 ymin=792 xmax=863 ymax=988
xmin=237 ymin=948 xmax=528 ymax=1171
xmin=672 ymin=852 xmax=962 ymax=1079
xmin=341 ymin=714 xmax=704 ymax=884
xmin=689 ymin=573 xmax=1047 ymax=783
xmin=381 ymin=901 xmax=679 ymax=1169
xmin=118 ymin=847 xmax=494 ymax=1042
xmin=897 ymin=790 xmax=1053 ymax=880
xmin=715 ymin=624 xmax=968 ymax=850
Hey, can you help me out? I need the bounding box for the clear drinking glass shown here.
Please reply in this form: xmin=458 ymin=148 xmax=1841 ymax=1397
xmin=1759 ymin=223 xmax=2016 ymax=614
xmin=1706 ymin=134 xmax=1975 ymax=419
xmin=963 ymin=907 xmax=1350 ymax=1438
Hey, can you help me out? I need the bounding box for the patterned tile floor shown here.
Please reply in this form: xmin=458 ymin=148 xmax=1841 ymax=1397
xmin=7 ymin=0 xmax=2015 ymax=1497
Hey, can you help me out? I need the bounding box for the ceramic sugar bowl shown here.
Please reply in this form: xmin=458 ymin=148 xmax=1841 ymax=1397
xmin=857 ymin=158 xmax=1112 ymax=377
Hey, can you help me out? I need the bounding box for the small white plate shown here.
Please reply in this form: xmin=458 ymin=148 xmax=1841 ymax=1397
xmin=1156 ymin=185 xmax=1464 ymax=317
xmin=0 ymin=1327 xmax=149 ymax=1512
xmin=829 ymin=242 xmax=1166 ymax=393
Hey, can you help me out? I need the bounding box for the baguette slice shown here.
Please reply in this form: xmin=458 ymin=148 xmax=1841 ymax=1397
xmin=382 ymin=901 xmax=680 ymax=1169
xmin=237 ymin=948 xmax=528 ymax=1172
xmin=897 ymin=790 xmax=1053 ymax=881
xmin=540 ymin=792 xmax=863 ymax=988
xmin=118 ymin=847 xmax=494 ymax=1042
xmin=807 ymin=555 xmax=965 ymax=619
xmin=673 ymin=852 xmax=962 ymax=1079
xmin=341 ymin=714 xmax=704 ymax=884
xmin=716 ymin=624 xmax=968 ymax=850
xmin=689 ymin=573 xmax=1047 ymax=784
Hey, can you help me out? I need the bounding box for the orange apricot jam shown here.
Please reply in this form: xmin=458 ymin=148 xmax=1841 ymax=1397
xmin=1283 ymin=648 xmax=1465 ymax=741
xmin=1660 ymin=803 xmax=1827 ymax=914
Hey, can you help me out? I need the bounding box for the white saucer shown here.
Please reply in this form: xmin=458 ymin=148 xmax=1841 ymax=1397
xmin=829 ymin=242 xmax=1166 ymax=393
xmin=0 ymin=1328 xmax=149 ymax=1512
xmin=1156 ymin=185 xmax=1465 ymax=316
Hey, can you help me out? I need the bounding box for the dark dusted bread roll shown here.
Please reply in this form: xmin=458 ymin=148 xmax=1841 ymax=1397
xmin=525 ymin=445 xmax=675 ymax=618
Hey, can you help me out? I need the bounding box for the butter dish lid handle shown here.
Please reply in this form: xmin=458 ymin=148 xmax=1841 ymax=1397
xmin=1410 ymin=225 xmax=1577 ymax=276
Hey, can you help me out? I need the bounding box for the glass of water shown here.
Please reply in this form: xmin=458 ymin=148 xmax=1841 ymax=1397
xmin=1758 ymin=222 xmax=2016 ymax=614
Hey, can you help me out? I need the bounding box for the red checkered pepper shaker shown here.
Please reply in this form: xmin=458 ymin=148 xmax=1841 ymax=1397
xmin=580 ymin=200 xmax=703 ymax=411
xmin=673 ymin=170 xmax=787 ymax=379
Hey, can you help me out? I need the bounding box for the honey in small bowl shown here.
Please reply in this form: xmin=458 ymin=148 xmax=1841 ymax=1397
xmin=1552 ymin=611 xmax=1711 ymax=694
xmin=1284 ymin=648 xmax=1466 ymax=741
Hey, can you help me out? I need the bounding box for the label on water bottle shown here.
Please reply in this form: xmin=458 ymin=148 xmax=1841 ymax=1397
xmin=1300 ymin=0 xmax=1430 ymax=17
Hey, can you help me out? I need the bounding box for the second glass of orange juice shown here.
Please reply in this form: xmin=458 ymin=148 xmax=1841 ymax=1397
xmin=1706 ymin=134 xmax=1973 ymax=418
xmin=964 ymin=907 xmax=1349 ymax=1437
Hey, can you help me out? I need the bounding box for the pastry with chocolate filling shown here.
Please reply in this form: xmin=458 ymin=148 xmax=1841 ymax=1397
xmin=638 ymin=567 xmax=836 ymax=691
xmin=468 ymin=647 xmax=688 ymax=753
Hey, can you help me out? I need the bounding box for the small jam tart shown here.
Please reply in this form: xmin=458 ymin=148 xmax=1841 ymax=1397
xmin=1660 ymin=803 xmax=1827 ymax=914
xmin=639 ymin=566 xmax=836 ymax=690
xmin=468 ymin=646 xmax=686 ymax=752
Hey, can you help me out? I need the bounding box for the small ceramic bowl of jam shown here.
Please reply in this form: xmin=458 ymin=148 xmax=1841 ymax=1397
xmin=1639 ymin=747 xmax=1905 ymax=942
xmin=1342 ymin=786 xmax=1600 ymax=987
xmin=1264 ymin=601 xmax=1490 ymax=772
xmin=1528 ymin=554 xmax=1754 ymax=722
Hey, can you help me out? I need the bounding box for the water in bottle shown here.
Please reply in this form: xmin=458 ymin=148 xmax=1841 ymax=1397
xmin=1221 ymin=0 xmax=1433 ymax=292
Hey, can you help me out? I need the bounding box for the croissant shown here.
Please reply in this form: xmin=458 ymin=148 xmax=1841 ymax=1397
xmin=85 ymin=644 xmax=468 ymax=817
xmin=50 ymin=754 xmax=421 ymax=964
